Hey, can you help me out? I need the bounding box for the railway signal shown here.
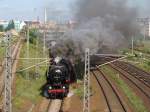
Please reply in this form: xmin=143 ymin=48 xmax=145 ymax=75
xmin=83 ymin=48 xmax=90 ymax=112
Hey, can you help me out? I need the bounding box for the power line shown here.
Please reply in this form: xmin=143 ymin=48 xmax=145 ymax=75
xmin=16 ymin=59 xmax=50 ymax=73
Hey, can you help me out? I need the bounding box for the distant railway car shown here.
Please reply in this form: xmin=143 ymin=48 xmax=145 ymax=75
xmin=43 ymin=57 xmax=76 ymax=99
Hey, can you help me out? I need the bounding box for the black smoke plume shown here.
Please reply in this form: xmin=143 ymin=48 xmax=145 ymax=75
xmin=50 ymin=0 xmax=142 ymax=58
xmin=48 ymin=0 xmax=142 ymax=79
xmin=73 ymin=0 xmax=140 ymax=53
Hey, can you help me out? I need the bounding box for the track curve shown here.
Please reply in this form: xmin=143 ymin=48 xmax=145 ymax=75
xmin=92 ymin=69 xmax=129 ymax=112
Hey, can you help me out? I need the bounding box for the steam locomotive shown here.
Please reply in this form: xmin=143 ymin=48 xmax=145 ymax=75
xmin=43 ymin=57 xmax=76 ymax=99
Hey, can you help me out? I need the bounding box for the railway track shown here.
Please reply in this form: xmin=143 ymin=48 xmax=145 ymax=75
xmin=91 ymin=69 xmax=129 ymax=112
xmin=31 ymin=98 xmax=63 ymax=112
xmin=109 ymin=62 xmax=150 ymax=111
xmin=113 ymin=61 xmax=150 ymax=89
xmin=0 ymin=38 xmax=22 ymax=110
xmin=47 ymin=99 xmax=63 ymax=112
xmin=46 ymin=100 xmax=52 ymax=112
xmin=0 ymin=46 xmax=15 ymax=77
xmin=91 ymin=55 xmax=150 ymax=111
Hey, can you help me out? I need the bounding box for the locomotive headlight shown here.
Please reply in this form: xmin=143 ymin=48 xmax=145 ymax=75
xmin=49 ymin=86 xmax=52 ymax=89
xmin=63 ymin=86 xmax=65 ymax=89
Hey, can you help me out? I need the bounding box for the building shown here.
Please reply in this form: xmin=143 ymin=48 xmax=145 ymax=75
xmin=0 ymin=20 xmax=26 ymax=32
xmin=0 ymin=20 xmax=9 ymax=29
xmin=14 ymin=21 xmax=26 ymax=32
xmin=145 ymin=21 xmax=150 ymax=37
xmin=24 ymin=21 xmax=40 ymax=28
xmin=137 ymin=17 xmax=150 ymax=38
xmin=67 ymin=20 xmax=77 ymax=29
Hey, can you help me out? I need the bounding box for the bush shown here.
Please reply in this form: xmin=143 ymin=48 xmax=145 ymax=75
xmin=0 ymin=25 xmax=4 ymax=32
xmin=74 ymin=58 xmax=84 ymax=80
xmin=147 ymin=61 xmax=150 ymax=66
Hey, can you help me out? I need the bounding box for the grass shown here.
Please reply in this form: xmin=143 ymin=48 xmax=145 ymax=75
xmin=128 ymin=40 xmax=150 ymax=73
xmin=123 ymin=55 xmax=150 ymax=73
xmin=101 ymin=66 xmax=148 ymax=112
xmin=119 ymin=40 xmax=150 ymax=73
xmin=129 ymin=39 xmax=150 ymax=54
xmin=12 ymin=40 xmax=48 ymax=111
xmin=0 ymin=47 xmax=5 ymax=63
xmin=137 ymin=41 xmax=150 ymax=54
xmin=133 ymin=60 xmax=150 ymax=73
xmin=74 ymin=83 xmax=84 ymax=99
xmin=13 ymin=74 xmax=45 ymax=109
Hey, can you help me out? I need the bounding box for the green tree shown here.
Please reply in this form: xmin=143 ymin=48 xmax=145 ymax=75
xmin=29 ymin=28 xmax=38 ymax=44
xmin=0 ymin=25 xmax=4 ymax=32
xmin=5 ymin=20 xmax=15 ymax=31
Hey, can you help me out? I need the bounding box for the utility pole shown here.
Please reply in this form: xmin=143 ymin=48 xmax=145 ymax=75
xmin=144 ymin=25 xmax=146 ymax=41
xmin=44 ymin=8 xmax=47 ymax=24
xmin=132 ymin=36 xmax=134 ymax=55
xmin=83 ymin=48 xmax=90 ymax=112
xmin=26 ymin=24 xmax=30 ymax=80
xmin=4 ymin=32 xmax=12 ymax=112
xmin=43 ymin=32 xmax=46 ymax=56
xmin=43 ymin=8 xmax=47 ymax=56
xmin=35 ymin=33 xmax=39 ymax=79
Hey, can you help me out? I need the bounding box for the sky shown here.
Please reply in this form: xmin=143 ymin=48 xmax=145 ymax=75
xmin=0 ymin=0 xmax=77 ymax=21
xmin=0 ymin=0 xmax=149 ymax=21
